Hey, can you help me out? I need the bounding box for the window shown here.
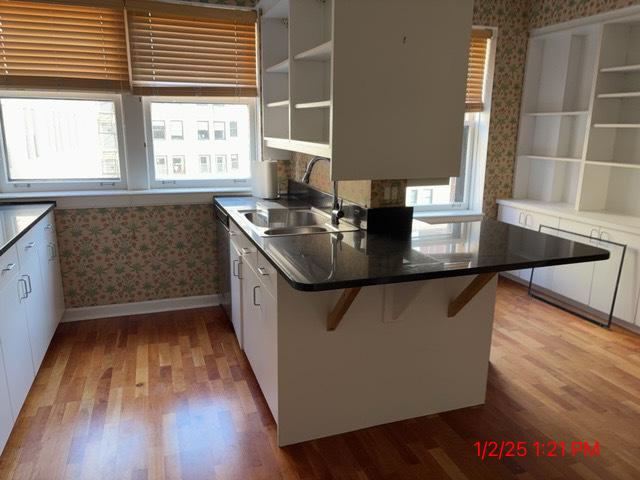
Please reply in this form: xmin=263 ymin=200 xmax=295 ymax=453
xmin=146 ymin=100 xmax=253 ymax=186
xmin=199 ymin=155 xmax=211 ymax=173
xmin=172 ymin=156 xmax=186 ymax=175
xmin=170 ymin=121 xmax=184 ymax=140
xmin=152 ymin=121 xmax=166 ymax=140
xmin=214 ymin=122 xmax=226 ymax=140
xmin=215 ymin=155 xmax=227 ymax=173
xmin=0 ymin=97 xmax=124 ymax=185
xmin=230 ymin=121 xmax=238 ymax=138
xmin=230 ymin=154 xmax=240 ymax=171
xmin=407 ymin=28 xmax=495 ymax=213
xmin=197 ymin=121 xmax=210 ymax=140
xmin=155 ymin=156 xmax=168 ymax=176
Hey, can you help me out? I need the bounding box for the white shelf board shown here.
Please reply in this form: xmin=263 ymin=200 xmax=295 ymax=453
xmin=262 ymin=0 xmax=288 ymax=18
xmin=586 ymin=160 xmax=640 ymax=170
xmin=519 ymin=154 xmax=582 ymax=163
xmin=295 ymin=100 xmax=331 ymax=109
xmin=294 ymin=41 xmax=332 ymax=62
xmin=524 ymin=111 xmax=588 ymax=117
xmin=593 ymin=123 xmax=640 ymax=128
xmin=266 ymin=100 xmax=289 ymax=108
xmin=266 ymin=58 xmax=289 ymax=74
xmin=264 ymin=137 xmax=331 ymax=158
xmin=597 ymin=92 xmax=640 ymax=99
xmin=600 ymin=64 xmax=640 ymax=73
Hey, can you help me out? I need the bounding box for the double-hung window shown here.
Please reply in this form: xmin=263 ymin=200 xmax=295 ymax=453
xmin=0 ymin=0 xmax=258 ymax=194
xmin=407 ymin=28 xmax=495 ymax=213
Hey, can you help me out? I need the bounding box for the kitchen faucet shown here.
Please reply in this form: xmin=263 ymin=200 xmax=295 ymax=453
xmin=301 ymin=156 xmax=344 ymax=225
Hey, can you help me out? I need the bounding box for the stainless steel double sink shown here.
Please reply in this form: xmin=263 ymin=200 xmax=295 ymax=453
xmin=239 ymin=207 xmax=359 ymax=237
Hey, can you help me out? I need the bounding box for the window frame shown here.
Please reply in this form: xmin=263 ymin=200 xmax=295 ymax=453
xmin=0 ymin=90 xmax=128 ymax=192
xmin=142 ymin=96 xmax=255 ymax=189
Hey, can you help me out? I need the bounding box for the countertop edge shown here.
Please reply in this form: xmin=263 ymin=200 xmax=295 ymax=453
xmin=0 ymin=202 xmax=56 ymax=257
xmin=215 ymin=199 xmax=610 ymax=293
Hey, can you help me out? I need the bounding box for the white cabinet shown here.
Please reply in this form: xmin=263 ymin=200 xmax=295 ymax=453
xmin=0 ymin=340 xmax=15 ymax=452
xmin=589 ymin=227 xmax=640 ymax=324
xmin=241 ymin=258 xmax=278 ymax=421
xmin=229 ymin=242 xmax=244 ymax=348
xmin=260 ymin=0 xmax=474 ymax=181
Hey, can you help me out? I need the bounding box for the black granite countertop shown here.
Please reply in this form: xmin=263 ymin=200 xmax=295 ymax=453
xmin=0 ymin=202 xmax=55 ymax=256
xmin=215 ymin=196 xmax=610 ymax=292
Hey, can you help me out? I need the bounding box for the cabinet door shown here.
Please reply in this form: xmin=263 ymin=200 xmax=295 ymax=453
xmin=0 ymin=276 xmax=35 ymax=418
xmin=521 ymin=211 xmax=560 ymax=287
xmin=498 ymin=205 xmax=525 ymax=227
xmin=21 ymin=251 xmax=52 ymax=372
xmin=41 ymin=216 xmax=65 ymax=325
xmin=229 ymin=244 xmax=243 ymax=348
xmin=0 ymin=339 xmax=15 ymax=454
xmin=551 ymin=219 xmax=598 ymax=305
xmin=589 ymin=228 xmax=640 ymax=325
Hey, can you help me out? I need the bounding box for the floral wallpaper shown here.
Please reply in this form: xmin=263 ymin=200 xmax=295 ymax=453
xmin=529 ymin=0 xmax=640 ymax=28
xmin=176 ymin=0 xmax=257 ymax=6
xmin=56 ymin=205 xmax=217 ymax=308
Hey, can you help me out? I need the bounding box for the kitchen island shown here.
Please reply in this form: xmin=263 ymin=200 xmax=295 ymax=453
xmin=215 ymin=196 xmax=609 ymax=446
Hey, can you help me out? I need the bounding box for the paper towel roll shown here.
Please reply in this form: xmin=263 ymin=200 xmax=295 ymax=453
xmin=252 ymin=161 xmax=279 ymax=199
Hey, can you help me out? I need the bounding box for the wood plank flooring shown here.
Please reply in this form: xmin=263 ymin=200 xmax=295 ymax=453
xmin=1 ymin=278 xmax=640 ymax=479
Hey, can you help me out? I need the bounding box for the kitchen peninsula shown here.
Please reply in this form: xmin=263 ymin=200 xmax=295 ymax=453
xmin=215 ymin=196 xmax=609 ymax=446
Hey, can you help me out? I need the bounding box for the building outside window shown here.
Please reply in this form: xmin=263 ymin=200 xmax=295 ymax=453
xmin=230 ymin=121 xmax=238 ymax=138
xmin=172 ymin=156 xmax=185 ymax=174
xmin=197 ymin=121 xmax=209 ymax=140
xmin=230 ymin=154 xmax=239 ymax=171
xmin=199 ymin=155 xmax=211 ymax=173
xmin=170 ymin=120 xmax=183 ymax=140
xmin=152 ymin=120 xmax=165 ymax=140
xmin=213 ymin=121 xmax=226 ymax=140
xmin=155 ymin=155 xmax=168 ymax=176
xmin=215 ymin=154 xmax=227 ymax=173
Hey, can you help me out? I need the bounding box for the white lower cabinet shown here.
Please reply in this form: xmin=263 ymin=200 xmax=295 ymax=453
xmin=229 ymin=243 xmax=243 ymax=348
xmin=241 ymin=258 xmax=278 ymax=421
xmin=499 ymin=202 xmax=640 ymax=328
xmin=0 ymin=211 xmax=65 ymax=454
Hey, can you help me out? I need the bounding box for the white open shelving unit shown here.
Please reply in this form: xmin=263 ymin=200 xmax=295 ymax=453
xmin=514 ymin=13 xmax=640 ymax=219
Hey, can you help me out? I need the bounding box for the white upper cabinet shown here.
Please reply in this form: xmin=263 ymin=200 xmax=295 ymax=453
xmin=259 ymin=0 xmax=474 ymax=181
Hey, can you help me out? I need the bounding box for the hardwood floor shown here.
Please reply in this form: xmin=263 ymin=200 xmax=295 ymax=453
xmin=1 ymin=278 xmax=640 ymax=479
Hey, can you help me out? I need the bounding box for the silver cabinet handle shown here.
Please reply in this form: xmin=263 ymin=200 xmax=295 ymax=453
xmin=22 ymin=274 xmax=32 ymax=295
xmin=44 ymin=223 xmax=53 ymax=231
xmin=257 ymin=266 xmax=269 ymax=276
xmin=600 ymin=231 xmax=610 ymax=241
xmin=253 ymin=285 xmax=260 ymax=306
xmin=18 ymin=278 xmax=28 ymax=301
xmin=1 ymin=263 xmax=16 ymax=273
xmin=525 ymin=214 xmax=533 ymax=227
xmin=25 ymin=241 xmax=36 ymax=250
xmin=229 ymin=231 xmax=237 ymax=237
xmin=518 ymin=212 xmax=525 ymax=225
xmin=589 ymin=228 xmax=599 ymax=239
xmin=241 ymin=247 xmax=251 ymax=255
xmin=47 ymin=243 xmax=55 ymax=261
xmin=232 ymin=259 xmax=240 ymax=278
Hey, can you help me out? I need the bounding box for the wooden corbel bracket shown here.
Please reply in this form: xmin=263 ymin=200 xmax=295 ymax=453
xmin=448 ymin=273 xmax=497 ymax=318
xmin=327 ymin=287 xmax=361 ymax=331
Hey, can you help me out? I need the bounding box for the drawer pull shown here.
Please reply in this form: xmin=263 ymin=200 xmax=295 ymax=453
xmin=257 ymin=266 xmax=269 ymax=276
xmin=18 ymin=278 xmax=28 ymax=301
xmin=253 ymin=285 xmax=260 ymax=306
xmin=241 ymin=247 xmax=251 ymax=255
xmin=1 ymin=263 xmax=16 ymax=273
xmin=22 ymin=274 xmax=32 ymax=295
xmin=518 ymin=212 xmax=525 ymax=225
xmin=25 ymin=242 xmax=36 ymax=249
xmin=44 ymin=224 xmax=53 ymax=231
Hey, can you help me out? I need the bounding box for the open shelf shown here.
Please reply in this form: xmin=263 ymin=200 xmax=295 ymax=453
xmin=514 ymin=155 xmax=581 ymax=205
xmin=266 ymin=100 xmax=289 ymax=108
xmin=593 ymin=123 xmax=640 ymax=128
xmin=295 ymin=100 xmax=330 ymax=109
xmin=264 ymin=137 xmax=331 ymax=158
xmin=266 ymin=59 xmax=289 ymax=74
xmin=601 ymin=64 xmax=640 ymax=73
xmin=519 ymin=155 xmax=582 ymax=163
xmin=294 ymin=41 xmax=332 ymax=62
xmin=598 ymin=92 xmax=640 ymax=99
xmin=525 ymin=111 xmax=588 ymax=117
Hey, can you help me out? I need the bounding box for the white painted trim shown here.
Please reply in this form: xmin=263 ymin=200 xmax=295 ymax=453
xmin=530 ymin=5 xmax=640 ymax=37
xmin=62 ymin=294 xmax=221 ymax=322
xmin=0 ymin=188 xmax=250 ymax=209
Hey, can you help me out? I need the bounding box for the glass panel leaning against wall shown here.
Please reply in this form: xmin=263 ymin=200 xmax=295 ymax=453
xmin=148 ymin=102 xmax=252 ymax=184
xmin=0 ymin=98 xmax=122 ymax=184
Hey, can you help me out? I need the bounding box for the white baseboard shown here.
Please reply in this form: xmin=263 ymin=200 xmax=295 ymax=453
xmin=62 ymin=294 xmax=221 ymax=323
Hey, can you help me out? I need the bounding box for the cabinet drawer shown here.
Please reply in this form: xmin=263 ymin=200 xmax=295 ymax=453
xmin=256 ymin=251 xmax=277 ymax=298
xmin=40 ymin=212 xmax=57 ymax=243
xmin=0 ymin=246 xmax=19 ymax=290
xmin=16 ymin=222 xmax=44 ymax=267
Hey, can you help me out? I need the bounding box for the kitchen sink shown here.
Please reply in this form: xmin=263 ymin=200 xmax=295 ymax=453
xmin=238 ymin=207 xmax=359 ymax=237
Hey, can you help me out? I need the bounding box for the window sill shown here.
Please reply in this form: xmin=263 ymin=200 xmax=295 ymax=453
xmin=0 ymin=187 xmax=251 ymax=209
xmin=414 ymin=210 xmax=484 ymax=224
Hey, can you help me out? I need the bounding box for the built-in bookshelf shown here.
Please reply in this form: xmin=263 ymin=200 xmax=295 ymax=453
xmin=514 ymin=15 xmax=640 ymax=219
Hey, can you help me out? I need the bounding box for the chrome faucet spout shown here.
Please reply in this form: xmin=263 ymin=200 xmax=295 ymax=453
xmin=301 ymin=156 xmax=343 ymax=225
